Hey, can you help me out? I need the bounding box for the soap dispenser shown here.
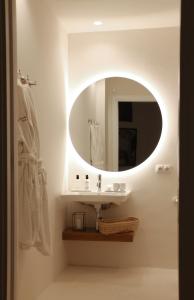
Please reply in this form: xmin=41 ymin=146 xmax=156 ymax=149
xmin=84 ymin=175 xmax=90 ymax=191
xmin=73 ymin=174 xmax=81 ymax=191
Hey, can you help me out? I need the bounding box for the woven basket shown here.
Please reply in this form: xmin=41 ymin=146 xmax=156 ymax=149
xmin=98 ymin=217 xmax=139 ymax=235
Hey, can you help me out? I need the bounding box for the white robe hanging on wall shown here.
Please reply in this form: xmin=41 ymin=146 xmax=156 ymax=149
xmin=17 ymin=80 xmax=51 ymax=256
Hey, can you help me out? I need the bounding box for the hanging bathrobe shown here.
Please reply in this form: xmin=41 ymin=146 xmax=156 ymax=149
xmin=17 ymin=80 xmax=51 ymax=256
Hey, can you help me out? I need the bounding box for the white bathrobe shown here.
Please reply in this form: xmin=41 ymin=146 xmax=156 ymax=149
xmin=17 ymin=80 xmax=51 ymax=255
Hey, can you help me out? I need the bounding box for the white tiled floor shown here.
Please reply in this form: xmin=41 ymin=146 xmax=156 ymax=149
xmin=37 ymin=266 xmax=178 ymax=300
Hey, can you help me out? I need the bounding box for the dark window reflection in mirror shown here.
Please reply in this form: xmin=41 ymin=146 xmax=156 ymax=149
xmin=119 ymin=127 xmax=137 ymax=171
xmin=69 ymin=77 xmax=162 ymax=172
xmin=118 ymin=102 xmax=162 ymax=171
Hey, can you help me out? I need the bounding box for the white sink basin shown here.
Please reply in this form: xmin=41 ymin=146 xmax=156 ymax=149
xmin=62 ymin=190 xmax=131 ymax=230
xmin=62 ymin=190 xmax=131 ymax=206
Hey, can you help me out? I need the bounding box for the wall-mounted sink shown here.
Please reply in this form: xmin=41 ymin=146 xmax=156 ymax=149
xmin=62 ymin=190 xmax=131 ymax=206
xmin=62 ymin=190 xmax=131 ymax=231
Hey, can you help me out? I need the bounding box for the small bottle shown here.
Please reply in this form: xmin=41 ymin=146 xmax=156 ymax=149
xmin=85 ymin=175 xmax=90 ymax=191
xmin=74 ymin=174 xmax=80 ymax=191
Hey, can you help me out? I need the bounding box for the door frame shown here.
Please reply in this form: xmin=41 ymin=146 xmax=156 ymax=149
xmin=0 ymin=0 xmax=17 ymax=299
xmin=1 ymin=0 xmax=194 ymax=300
xmin=0 ymin=0 xmax=8 ymax=298
xmin=179 ymin=1 xmax=194 ymax=299
xmin=110 ymin=95 xmax=154 ymax=171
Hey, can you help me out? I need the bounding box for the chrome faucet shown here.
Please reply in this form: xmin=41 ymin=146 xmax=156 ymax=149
xmin=97 ymin=174 xmax=102 ymax=192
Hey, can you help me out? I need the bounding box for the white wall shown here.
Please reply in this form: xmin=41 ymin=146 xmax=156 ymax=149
xmin=16 ymin=1 xmax=67 ymax=299
xmin=107 ymin=77 xmax=154 ymax=97
xmin=70 ymin=80 xmax=106 ymax=170
xmin=67 ymin=28 xmax=179 ymax=268
xmin=95 ymin=80 xmax=106 ymax=168
xmin=70 ymin=85 xmax=96 ymax=163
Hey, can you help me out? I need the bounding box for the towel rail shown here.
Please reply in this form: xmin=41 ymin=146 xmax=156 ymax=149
xmin=88 ymin=119 xmax=99 ymax=126
xmin=88 ymin=119 xmax=100 ymax=164
xmin=17 ymin=69 xmax=37 ymax=87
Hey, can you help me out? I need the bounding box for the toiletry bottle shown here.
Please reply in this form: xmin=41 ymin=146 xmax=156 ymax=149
xmin=85 ymin=175 xmax=90 ymax=191
xmin=74 ymin=174 xmax=80 ymax=191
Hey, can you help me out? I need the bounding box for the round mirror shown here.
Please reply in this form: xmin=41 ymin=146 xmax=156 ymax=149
xmin=70 ymin=77 xmax=162 ymax=172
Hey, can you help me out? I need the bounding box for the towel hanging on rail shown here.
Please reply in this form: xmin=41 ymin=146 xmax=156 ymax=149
xmin=89 ymin=122 xmax=104 ymax=169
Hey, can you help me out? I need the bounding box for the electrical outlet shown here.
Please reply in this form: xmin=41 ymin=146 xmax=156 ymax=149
xmin=155 ymin=164 xmax=172 ymax=173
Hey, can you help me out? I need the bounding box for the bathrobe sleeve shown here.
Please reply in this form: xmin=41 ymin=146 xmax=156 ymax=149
xmin=17 ymin=82 xmax=36 ymax=155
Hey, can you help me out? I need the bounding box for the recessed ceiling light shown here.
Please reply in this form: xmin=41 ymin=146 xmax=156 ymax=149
xmin=94 ymin=21 xmax=103 ymax=26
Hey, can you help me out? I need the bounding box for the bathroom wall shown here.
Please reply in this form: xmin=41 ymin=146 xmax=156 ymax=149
xmin=67 ymin=27 xmax=179 ymax=268
xmin=70 ymin=80 xmax=105 ymax=166
xmin=16 ymin=0 xmax=67 ymax=299
xmin=107 ymin=77 xmax=154 ymax=97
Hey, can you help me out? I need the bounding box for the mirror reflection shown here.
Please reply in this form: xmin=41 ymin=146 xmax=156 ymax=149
xmin=70 ymin=77 xmax=162 ymax=172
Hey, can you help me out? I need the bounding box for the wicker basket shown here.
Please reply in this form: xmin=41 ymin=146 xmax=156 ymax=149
xmin=98 ymin=217 xmax=139 ymax=235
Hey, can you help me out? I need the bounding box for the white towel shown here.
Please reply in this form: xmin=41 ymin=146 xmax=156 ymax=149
xmin=90 ymin=124 xmax=104 ymax=169
xmin=17 ymin=80 xmax=51 ymax=256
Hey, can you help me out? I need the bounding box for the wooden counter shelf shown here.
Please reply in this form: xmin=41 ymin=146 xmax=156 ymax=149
xmin=62 ymin=228 xmax=134 ymax=242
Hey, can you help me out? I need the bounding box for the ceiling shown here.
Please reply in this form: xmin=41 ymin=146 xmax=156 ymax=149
xmin=51 ymin=0 xmax=180 ymax=33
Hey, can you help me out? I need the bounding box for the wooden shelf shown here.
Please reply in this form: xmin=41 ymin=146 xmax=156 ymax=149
xmin=62 ymin=228 xmax=134 ymax=242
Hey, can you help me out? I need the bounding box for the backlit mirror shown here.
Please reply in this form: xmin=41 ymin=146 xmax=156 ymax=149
xmin=70 ymin=77 xmax=162 ymax=172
